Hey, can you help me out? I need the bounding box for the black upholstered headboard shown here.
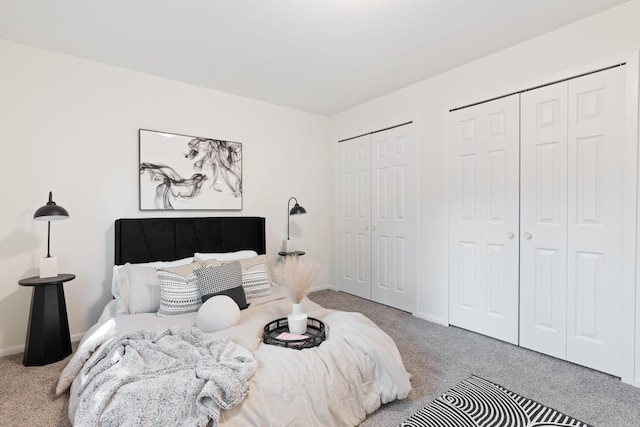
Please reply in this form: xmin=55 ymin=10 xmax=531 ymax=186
xmin=114 ymin=217 xmax=266 ymax=265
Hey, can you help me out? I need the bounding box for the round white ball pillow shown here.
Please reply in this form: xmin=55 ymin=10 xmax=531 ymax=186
xmin=196 ymin=295 xmax=241 ymax=333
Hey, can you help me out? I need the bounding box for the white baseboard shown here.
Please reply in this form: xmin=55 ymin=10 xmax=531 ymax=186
xmin=1 ymin=332 xmax=85 ymax=358
xmin=0 ymin=344 xmax=24 ymax=358
xmin=413 ymin=311 xmax=448 ymax=326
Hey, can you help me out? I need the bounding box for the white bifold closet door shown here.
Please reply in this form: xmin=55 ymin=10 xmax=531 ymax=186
xmin=520 ymin=66 xmax=625 ymax=376
xmin=370 ymin=126 xmax=418 ymax=311
xmin=519 ymin=81 xmax=569 ymax=360
xmin=338 ymin=134 xmax=372 ymax=300
xmin=449 ymin=66 xmax=626 ymax=377
xmin=448 ymin=95 xmax=521 ymax=345
xmin=338 ymin=124 xmax=417 ymax=312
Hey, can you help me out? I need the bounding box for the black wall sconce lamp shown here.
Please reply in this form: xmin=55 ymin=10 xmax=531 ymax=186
xmin=284 ymin=197 xmax=306 ymax=252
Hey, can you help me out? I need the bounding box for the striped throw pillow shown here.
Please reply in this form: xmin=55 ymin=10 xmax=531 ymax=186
xmin=156 ymin=269 xmax=201 ymax=316
xmin=241 ymin=259 xmax=273 ymax=299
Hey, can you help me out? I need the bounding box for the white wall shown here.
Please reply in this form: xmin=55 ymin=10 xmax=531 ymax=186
xmin=330 ymin=0 xmax=640 ymax=377
xmin=0 ymin=39 xmax=331 ymax=355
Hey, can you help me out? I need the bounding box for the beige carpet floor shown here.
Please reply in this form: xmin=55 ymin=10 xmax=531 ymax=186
xmin=2 ymin=289 xmax=640 ymax=426
xmin=310 ymin=290 xmax=640 ymax=427
xmin=0 ymin=343 xmax=74 ymax=426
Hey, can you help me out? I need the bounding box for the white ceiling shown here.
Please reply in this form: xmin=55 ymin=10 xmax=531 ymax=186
xmin=0 ymin=0 xmax=631 ymax=116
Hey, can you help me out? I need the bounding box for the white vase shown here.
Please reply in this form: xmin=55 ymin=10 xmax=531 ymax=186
xmin=287 ymin=302 xmax=308 ymax=335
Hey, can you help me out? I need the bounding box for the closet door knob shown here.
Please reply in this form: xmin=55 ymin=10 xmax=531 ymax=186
xmin=364 ymin=225 xmax=369 ymax=230
xmin=372 ymin=225 xmax=377 ymax=231
xmin=507 ymin=232 xmax=515 ymax=239
xmin=523 ymin=232 xmax=532 ymax=240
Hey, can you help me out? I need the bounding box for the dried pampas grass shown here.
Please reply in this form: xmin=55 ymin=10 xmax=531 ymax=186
xmin=273 ymin=256 xmax=322 ymax=303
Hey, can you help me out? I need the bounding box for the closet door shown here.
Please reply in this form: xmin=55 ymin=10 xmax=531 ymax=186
xmin=520 ymin=66 xmax=625 ymax=376
xmin=448 ymin=95 xmax=520 ymax=344
xmin=337 ymin=135 xmax=371 ymax=300
xmin=520 ymin=82 xmax=568 ymax=359
xmin=370 ymin=124 xmax=417 ymax=312
xmin=566 ymin=66 xmax=625 ymax=376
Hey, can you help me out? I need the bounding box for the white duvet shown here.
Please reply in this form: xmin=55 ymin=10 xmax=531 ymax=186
xmin=58 ymin=289 xmax=412 ymax=426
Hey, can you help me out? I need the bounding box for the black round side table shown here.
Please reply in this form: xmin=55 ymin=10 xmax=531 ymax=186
xmin=18 ymin=274 xmax=75 ymax=366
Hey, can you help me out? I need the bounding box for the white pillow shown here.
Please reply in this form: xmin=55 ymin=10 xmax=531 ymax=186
xmin=125 ymin=265 xmax=160 ymax=314
xmin=112 ymin=256 xmax=195 ymax=314
xmin=196 ymin=295 xmax=240 ymax=332
xmin=194 ymin=250 xmax=258 ymax=263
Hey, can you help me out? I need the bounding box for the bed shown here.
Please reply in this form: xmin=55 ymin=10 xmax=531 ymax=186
xmin=57 ymin=217 xmax=411 ymax=426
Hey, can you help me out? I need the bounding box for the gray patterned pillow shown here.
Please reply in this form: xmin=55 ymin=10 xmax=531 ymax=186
xmin=156 ymin=269 xmax=201 ymax=316
xmin=204 ymin=255 xmax=273 ymax=301
xmin=195 ymin=261 xmax=248 ymax=309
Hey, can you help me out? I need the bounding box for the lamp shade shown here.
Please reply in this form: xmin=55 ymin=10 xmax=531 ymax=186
xmin=34 ymin=191 xmax=69 ymax=261
xmin=289 ymin=203 xmax=307 ymax=215
xmin=34 ymin=192 xmax=69 ymax=221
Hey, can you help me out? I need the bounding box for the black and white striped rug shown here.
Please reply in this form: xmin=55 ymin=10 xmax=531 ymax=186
xmin=399 ymin=376 xmax=592 ymax=427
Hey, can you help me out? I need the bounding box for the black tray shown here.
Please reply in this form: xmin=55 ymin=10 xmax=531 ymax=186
xmin=262 ymin=317 xmax=326 ymax=350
